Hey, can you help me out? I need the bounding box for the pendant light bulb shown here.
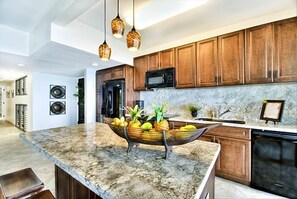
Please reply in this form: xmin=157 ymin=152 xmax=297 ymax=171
xmin=126 ymin=0 xmax=141 ymax=51
xmin=99 ymin=0 xmax=111 ymax=61
xmin=111 ymin=0 xmax=125 ymax=38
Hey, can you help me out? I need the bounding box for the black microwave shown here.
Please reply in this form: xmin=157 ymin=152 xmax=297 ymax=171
xmin=145 ymin=68 xmax=175 ymax=89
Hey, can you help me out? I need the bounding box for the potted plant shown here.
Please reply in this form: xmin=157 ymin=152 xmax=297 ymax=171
xmin=188 ymin=104 xmax=201 ymax=118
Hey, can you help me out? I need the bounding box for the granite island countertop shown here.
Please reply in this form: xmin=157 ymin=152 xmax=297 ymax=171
xmin=19 ymin=122 xmax=220 ymax=199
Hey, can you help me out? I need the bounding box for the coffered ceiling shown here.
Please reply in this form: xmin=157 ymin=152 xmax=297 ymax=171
xmin=0 ymin=0 xmax=296 ymax=81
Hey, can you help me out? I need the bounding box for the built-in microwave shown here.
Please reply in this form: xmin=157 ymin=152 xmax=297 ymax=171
xmin=145 ymin=68 xmax=175 ymax=89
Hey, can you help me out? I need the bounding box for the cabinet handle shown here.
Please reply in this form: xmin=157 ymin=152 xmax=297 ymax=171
xmin=242 ymin=131 xmax=246 ymax=137
xmin=273 ymin=70 xmax=278 ymax=78
xmin=267 ymin=70 xmax=272 ymax=78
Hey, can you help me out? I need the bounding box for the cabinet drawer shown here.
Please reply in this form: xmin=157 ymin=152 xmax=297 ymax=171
xmin=206 ymin=126 xmax=250 ymax=140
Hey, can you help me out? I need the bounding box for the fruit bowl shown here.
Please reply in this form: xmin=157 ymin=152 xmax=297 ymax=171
xmin=103 ymin=117 xmax=221 ymax=159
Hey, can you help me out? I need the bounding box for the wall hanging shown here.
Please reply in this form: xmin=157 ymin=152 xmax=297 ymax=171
xmin=50 ymin=101 xmax=66 ymax=115
xmin=50 ymin=85 xmax=66 ymax=99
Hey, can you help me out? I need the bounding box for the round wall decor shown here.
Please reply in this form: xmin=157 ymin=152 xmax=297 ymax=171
xmin=50 ymin=85 xmax=66 ymax=99
xmin=50 ymin=101 xmax=66 ymax=115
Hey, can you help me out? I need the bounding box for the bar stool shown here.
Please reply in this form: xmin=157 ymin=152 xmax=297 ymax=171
xmin=28 ymin=190 xmax=55 ymax=199
xmin=0 ymin=168 xmax=44 ymax=199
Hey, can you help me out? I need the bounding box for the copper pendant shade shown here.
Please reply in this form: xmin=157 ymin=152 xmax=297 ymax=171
xmin=99 ymin=0 xmax=111 ymax=61
xmin=98 ymin=41 xmax=111 ymax=61
xmin=126 ymin=0 xmax=141 ymax=51
xmin=111 ymin=0 xmax=125 ymax=38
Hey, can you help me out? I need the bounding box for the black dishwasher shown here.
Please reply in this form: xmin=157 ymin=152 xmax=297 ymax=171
xmin=251 ymin=129 xmax=297 ymax=198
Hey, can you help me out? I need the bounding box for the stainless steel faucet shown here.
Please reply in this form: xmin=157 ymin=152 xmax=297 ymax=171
xmin=219 ymin=109 xmax=230 ymax=118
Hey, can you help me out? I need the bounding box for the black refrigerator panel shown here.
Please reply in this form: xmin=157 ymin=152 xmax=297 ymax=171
xmin=101 ymin=80 xmax=125 ymax=118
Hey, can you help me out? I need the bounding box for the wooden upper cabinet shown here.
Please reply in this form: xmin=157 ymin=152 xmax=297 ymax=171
xmin=111 ymin=67 xmax=125 ymax=80
xmin=134 ymin=56 xmax=148 ymax=91
xmin=218 ymin=30 xmax=244 ymax=85
xmin=147 ymin=52 xmax=159 ymax=71
xmin=160 ymin=48 xmax=175 ymax=69
xmin=175 ymin=43 xmax=196 ymax=88
xmin=245 ymin=23 xmax=273 ymax=84
xmin=147 ymin=48 xmax=175 ymax=71
xmin=196 ymin=37 xmax=218 ymax=87
xmin=274 ymin=17 xmax=297 ymax=82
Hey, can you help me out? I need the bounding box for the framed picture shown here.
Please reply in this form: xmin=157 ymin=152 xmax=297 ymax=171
xmin=260 ymin=100 xmax=285 ymax=123
xmin=50 ymin=85 xmax=66 ymax=99
xmin=50 ymin=101 xmax=66 ymax=115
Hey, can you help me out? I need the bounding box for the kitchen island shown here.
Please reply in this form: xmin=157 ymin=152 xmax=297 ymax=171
xmin=19 ymin=123 xmax=220 ymax=199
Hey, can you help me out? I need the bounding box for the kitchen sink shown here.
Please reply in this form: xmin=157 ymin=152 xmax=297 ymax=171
xmin=195 ymin=117 xmax=245 ymax=124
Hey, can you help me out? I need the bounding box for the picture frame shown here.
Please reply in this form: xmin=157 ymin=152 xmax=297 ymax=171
xmin=49 ymin=101 xmax=66 ymax=115
xmin=260 ymin=100 xmax=285 ymax=124
xmin=50 ymin=85 xmax=66 ymax=99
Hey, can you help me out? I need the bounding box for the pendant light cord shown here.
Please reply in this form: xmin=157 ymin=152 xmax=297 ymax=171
xmin=132 ymin=0 xmax=135 ymax=28
xmin=117 ymin=0 xmax=119 ymax=17
xmin=104 ymin=0 xmax=106 ymax=41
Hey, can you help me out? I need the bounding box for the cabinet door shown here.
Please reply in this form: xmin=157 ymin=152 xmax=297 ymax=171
xmin=274 ymin=17 xmax=297 ymax=82
xmin=218 ymin=31 xmax=244 ymax=85
xmin=134 ymin=56 xmax=148 ymax=91
xmin=196 ymin=37 xmax=218 ymax=87
xmin=56 ymin=166 xmax=71 ymax=199
xmin=215 ymin=137 xmax=251 ymax=185
xmin=160 ymin=48 xmax=175 ymax=69
xmin=245 ymin=23 xmax=273 ymax=84
xmin=102 ymin=71 xmax=112 ymax=82
xmin=147 ymin=52 xmax=160 ymax=71
xmin=112 ymin=67 xmax=125 ymax=80
xmin=175 ymin=43 xmax=196 ymax=88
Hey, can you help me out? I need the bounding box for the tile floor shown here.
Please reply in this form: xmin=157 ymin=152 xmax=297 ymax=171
xmin=0 ymin=121 xmax=285 ymax=198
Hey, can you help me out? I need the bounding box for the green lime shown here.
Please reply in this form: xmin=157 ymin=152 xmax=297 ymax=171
xmin=141 ymin=122 xmax=153 ymax=131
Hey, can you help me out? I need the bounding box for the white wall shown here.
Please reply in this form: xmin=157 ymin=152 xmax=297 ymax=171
xmin=32 ymin=72 xmax=78 ymax=131
xmin=84 ymin=68 xmax=96 ymax=123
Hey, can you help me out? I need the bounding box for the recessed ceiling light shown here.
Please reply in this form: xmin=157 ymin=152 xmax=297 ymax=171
xmin=17 ymin=63 xmax=25 ymax=67
xmin=92 ymin=62 xmax=99 ymax=67
xmin=125 ymin=0 xmax=208 ymax=30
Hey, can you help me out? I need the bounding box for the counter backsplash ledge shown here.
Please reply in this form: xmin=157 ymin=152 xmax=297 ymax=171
xmin=140 ymin=83 xmax=297 ymax=125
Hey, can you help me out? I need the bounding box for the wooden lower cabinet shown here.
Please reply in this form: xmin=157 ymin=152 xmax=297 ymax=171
xmin=55 ymin=166 xmax=102 ymax=199
xmin=199 ymin=126 xmax=251 ymax=185
xmin=215 ymin=137 xmax=251 ymax=185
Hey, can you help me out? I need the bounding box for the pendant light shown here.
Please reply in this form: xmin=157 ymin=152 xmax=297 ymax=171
xmin=126 ymin=0 xmax=141 ymax=51
xmin=111 ymin=0 xmax=125 ymax=38
xmin=98 ymin=0 xmax=111 ymax=61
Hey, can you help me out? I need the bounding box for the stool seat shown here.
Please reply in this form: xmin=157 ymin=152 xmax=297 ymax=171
xmin=0 ymin=168 xmax=44 ymax=199
xmin=28 ymin=190 xmax=55 ymax=199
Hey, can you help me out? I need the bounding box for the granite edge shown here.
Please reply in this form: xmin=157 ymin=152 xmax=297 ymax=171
xmin=194 ymin=143 xmax=221 ymax=199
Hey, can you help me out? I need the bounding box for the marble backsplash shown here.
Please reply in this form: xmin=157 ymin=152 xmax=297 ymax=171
xmin=140 ymin=83 xmax=297 ymax=125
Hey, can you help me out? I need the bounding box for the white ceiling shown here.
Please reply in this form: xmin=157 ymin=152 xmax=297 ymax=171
xmin=0 ymin=0 xmax=296 ymax=81
xmin=0 ymin=0 xmax=59 ymax=32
